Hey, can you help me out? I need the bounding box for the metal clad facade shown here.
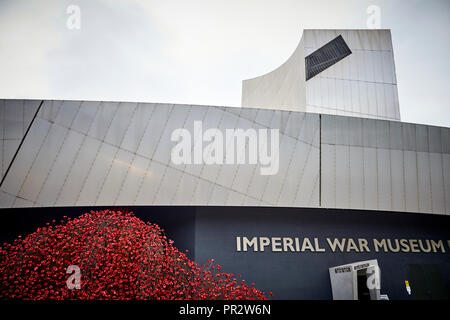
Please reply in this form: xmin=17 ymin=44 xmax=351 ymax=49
xmin=0 ymin=99 xmax=448 ymax=216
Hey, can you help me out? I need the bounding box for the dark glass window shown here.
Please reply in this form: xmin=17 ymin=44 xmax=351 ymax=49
xmin=305 ymin=35 xmax=352 ymax=81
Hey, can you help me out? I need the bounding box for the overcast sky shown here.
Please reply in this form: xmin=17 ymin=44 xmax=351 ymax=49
xmin=0 ymin=0 xmax=449 ymax=127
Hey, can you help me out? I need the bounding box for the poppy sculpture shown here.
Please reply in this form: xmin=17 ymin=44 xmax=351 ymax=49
xmin=0 ymin=209 xmax=269 ymax=300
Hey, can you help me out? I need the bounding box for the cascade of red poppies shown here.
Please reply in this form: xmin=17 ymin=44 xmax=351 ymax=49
xmin=0 ymin=209 xmax=270 ymax=300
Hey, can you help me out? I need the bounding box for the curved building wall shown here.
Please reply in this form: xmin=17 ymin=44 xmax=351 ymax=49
xmin=0 ymin=99 xmax=449 ymax=216
xmin=242 ymin=29 xmax=400 ymax=121
xmin=241 ymin=37 xmax=306 ymax=112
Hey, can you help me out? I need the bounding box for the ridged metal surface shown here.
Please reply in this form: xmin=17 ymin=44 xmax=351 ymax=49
xmin=0 ymin=99 xmax=448 ymax=216
xmin=0 ymin=100 xmax=320 ymax=209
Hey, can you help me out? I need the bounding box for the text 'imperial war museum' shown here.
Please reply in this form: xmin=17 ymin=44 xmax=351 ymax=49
xmin=1 ymin=29 xmax=449 ymax=300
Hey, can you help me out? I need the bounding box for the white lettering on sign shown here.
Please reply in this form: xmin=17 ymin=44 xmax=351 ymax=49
xmin=236 ymin=237 xmax=450 ymax=253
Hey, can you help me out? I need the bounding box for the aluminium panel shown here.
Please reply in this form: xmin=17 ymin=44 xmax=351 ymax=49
xmin=342 ymin=80 xmax=352 ymax=113
xmin=71 ymin=101 xmax=100 ymax=135
xmin=75 ymin=142 xmax=118 ymax=206
xmin=358 ymin=82 xmax=369 ymax=115
xmin=335 ymin=145 xmax=350 ymax=208
xmin=403 ymin=150 xmax=420 ymax=212
xmin=367 ymin=82 xmax=377 ymax=117
xmin=96 ymin=148 xmax=135 ymax=206
xmin=293 ymin=146 xmax=319 ymax=207
xmin=255 ymin=109 xmax=274 ymax=128
xmin=320 ymin=143 xmax=335 ymax=208
xmin=0 ymin=190 xmax=15 ymax=208
xmin=38 ymin=100 xmax=63 ymax=123
xmin=226 ymin=190 xmax=245 ymax=206
xmin=442 ymin=154 xmax=450 ymax=214
xmin=152 ymin=105 xmax=191 ymax=168
xmin=390 ymin=150 xmax=406 ymax=212
xmin=35 ymin=130 xmax=85 ymax=206
xmin=278 ymin=140 xmax=310 ymax=206
xmin=416 ymin=152 xmax=432 ymax=213
xmin=1 ymin=118 xmax=51 ymax=197
xmin=153 ymin=166 xmax=183 ymax=205
xmin=134 ymin=160 xmax=165 ymax=205
xmin=103 ymin=102 xmax=138 ymax=147
xmin=18 ymin=123 xmax=68 ymax=202
xmin=55 ymin=136 xmax=102 ymax=206
xmin=120 ymin=103 xmax=156 ymax=154
xmin=441 ymin=127 xmax=450 ymax=154
xmin=415 ymin=125 xmax=429 ymax=153
xmin=54 ymin=100 xmax=82 ymax=128
xmin=402 ymin=123 xmax=416 ymax=151
xmin=3 ymin=100 xmax=23 ymax=140
xmin=261 ymin=134 xmax=296 ymax=205
xmin=429 ymin=153 xmax=446 ymax=214
xmin=191 ymin=178 xmax=215 ymax=205
xmin=375 ymin=120 xmax=390 ymax=149
xmin=389 ymin=121 xmax=403 ymax=150
xmin=377 ymin=148 xmax=392 ymax=211
xmin=115 ymin=154 xmax=150 ymax=205
xmin=428 ymin=126 xmax=442 ymax=154
xmin=349 ymin=146 xmax=364 ymax=209
xmin=2 ymin=139 xmax=20 ymax=178
xmin=208 ymin=184 xmax=230 ymax=206
xmin=171 ymin=173 xmax=198 ymax=205
xmin=136 ymin=104 xmax=174 ymax=159
xmin=363 ymin=147 xmax=378 ymax=210
xmin=362 ymin=118 xmax=377 ymax=148
xmin=87 ymin=101 xmax=120 ymax=141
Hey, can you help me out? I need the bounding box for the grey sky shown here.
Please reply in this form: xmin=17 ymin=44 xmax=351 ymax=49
xmin=0 ymin=0 xmax=449 ymax=127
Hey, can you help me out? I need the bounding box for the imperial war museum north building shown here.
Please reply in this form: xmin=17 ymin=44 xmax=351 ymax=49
xmin=0 ymin=29 xmax=449 ymax=300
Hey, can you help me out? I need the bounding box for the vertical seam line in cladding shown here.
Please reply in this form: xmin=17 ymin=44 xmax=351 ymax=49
xmin=254 ymin=110 xmax=277 ymax=205
xmin=169 ymin=105 xmax=193 ymax=205
xmin=348 ymin=142 xmax=351 ymax=208
xmin=73 ymin=101 xmax=124 ymax=206
xmin=414 ymin=124 xmax=421 ymax=212
xmin=114 ymin=103 xmax=157 ymax=205
xmin=202 ymin=107 xmax=227 ymax=205
xmin=54 ymin=101 xmax=118 ymax=206
xmin=12 ymin=100 xmax=65 ymax=206
xmin=402 ymin=139 xmax=407 ymax=211
xmin=225 ymin=115 xmax=251 ymax=205
xmin=319 ymin=114 xmax=322 ymax=207
xmin=1 ymin=100 xmax=4 ymax=177
xmin=188 ymin=106 xmax=212 ymax=205
xmin=292 ymin=123 xmax=318 ymax=207
xmin=140 ymin=104 xmax=176 ymax=205
xmin=441 ymin=153 xmax=447 ymax=214
xmin=94 ymin=102 xmax=139 ymax=205
xmin=388 ymin=121 xmax=393 ymax=211
xmin=375 ymin=145 xmax=379 ymax=210
xmin=242 ymin=110 xmax=269 ymax=203
xmin=22 ymin=100 xmax=25 ymax=138
xmin=274 ymin=130 xmax=298 ymax=206
xmin=35 ymin=101 xmax=90 ymax=206
xmin=427 ymin=126 xmax=434 ymax=214
xmin=333 ymin=123 xmax=336 ymax=207
xmin=133 ymin=104 xmax=174 ymax=205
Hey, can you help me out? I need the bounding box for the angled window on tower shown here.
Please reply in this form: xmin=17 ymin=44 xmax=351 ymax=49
xmin=305 ymin=35 xmax=352 ymax=81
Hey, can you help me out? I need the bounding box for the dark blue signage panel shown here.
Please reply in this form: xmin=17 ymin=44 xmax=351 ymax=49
xmin=1 ymin=206 xmax=449 ymax=300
